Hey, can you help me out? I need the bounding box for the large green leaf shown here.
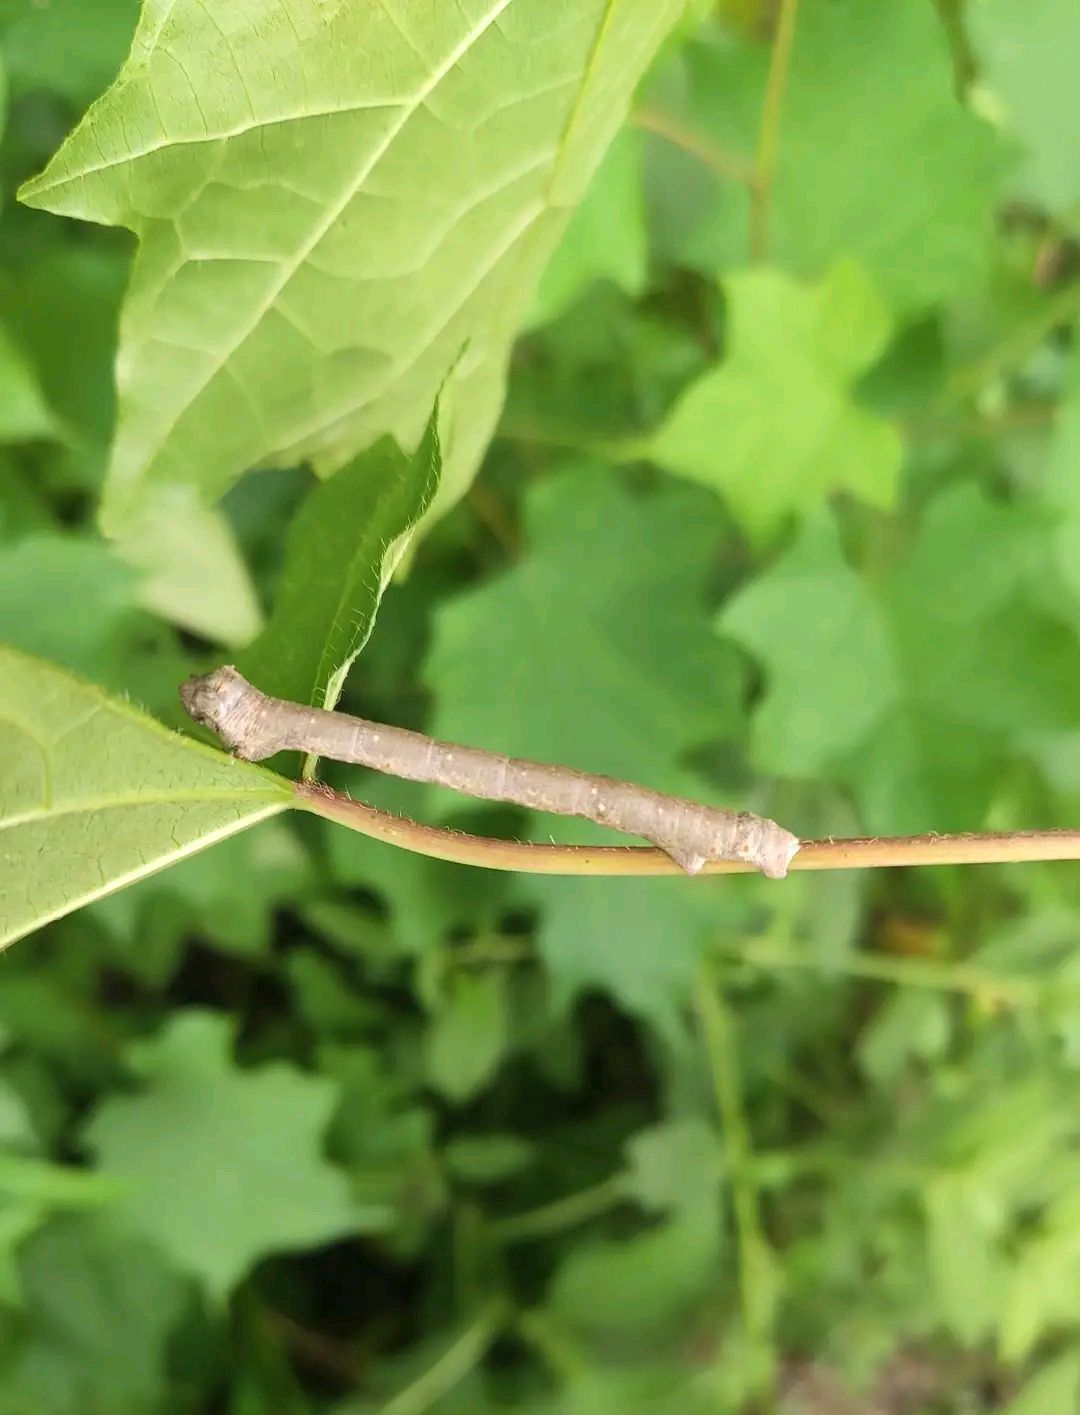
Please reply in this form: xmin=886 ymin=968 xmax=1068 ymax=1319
xmin=239 ymin=410 xmax=440 ymax=718
xmin=0 ymin=647 xmax=291 ymax=949
xmin=20 ymin=0 xmax=684 ymax=536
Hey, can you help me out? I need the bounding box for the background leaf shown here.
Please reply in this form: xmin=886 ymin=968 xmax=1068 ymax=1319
xmin=968 ymin=0 xmax=1080 ymax=219
xmin=84 ymin=1011 xmax=382 ymax=1298
xmin=654 ymin=0 xmax=1010 ymax=308
xmin=649 ymin=260 xmax=902 ymax=538
xmin=4 ymin=1 xmax=1080 ymax=1407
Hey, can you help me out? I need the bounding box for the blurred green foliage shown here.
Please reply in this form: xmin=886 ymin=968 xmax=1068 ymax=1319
xmin=1 ymin=1 xmax=1080 ymax=1412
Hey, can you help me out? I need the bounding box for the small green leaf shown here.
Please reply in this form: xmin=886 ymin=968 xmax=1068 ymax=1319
xmin=1000 ymin=1192 xmax=1080 ymax=1362
xmin=20 ymin=0 xmax=684 ymax=535
xmin=649 ymin=261 xmax=902 ymax=540
xmin=624 ymin=1118 xmax=722 ymax=1214
xmin=545 ymin=1205 xmax=722 ymax=1341
xmin=426 ymin=971 xmax=508 ymax=1104
xmin=924 ymin=1173 xmax=1006 ymax=1347
xmin=443 ymin=1133 xmax=536 ymax=1184
xmin=85 ymin=1011 xmax=384 ymax=1298
xmin=239 ymin=410 xmax=440 ymax=717
xmin=0 ymin=647 xmax=291 ymax=949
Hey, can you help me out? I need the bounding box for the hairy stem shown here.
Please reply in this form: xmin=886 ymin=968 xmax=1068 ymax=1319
xmin=296 ymin=784 xmax=1080 ymax=875
xmin=380 ymin=1301 xmax=505 ymax=1415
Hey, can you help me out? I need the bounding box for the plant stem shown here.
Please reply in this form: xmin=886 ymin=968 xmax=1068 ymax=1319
xmin=948 ymin=279 xmax=1080 ymax=402
xmin=379 ymin=1300 xmax=504 ymax=1415
xmin=719 ymin=936 xmax=1038 ymax=1006
xmin=632 ymin=105 xmax=755 ymax=186
xmin=695 ymin=966 xmax=777 ymax=1400
xmin=749 ymin=0 xmax=801 ymax=261
xmin=297 ymin=786 xmax=1080 ymax=876
xmin=488 ymin=1175 xmax=627 ymax=1244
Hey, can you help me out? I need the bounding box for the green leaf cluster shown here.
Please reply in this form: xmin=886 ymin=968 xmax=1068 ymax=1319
xmin=1 ymin=2 xmax=1080 ymax=1411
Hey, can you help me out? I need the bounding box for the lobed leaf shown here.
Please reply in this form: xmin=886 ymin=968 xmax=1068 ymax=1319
xmin=85 ymin=1011 xmax=381 ymax=1297
xmin=648 ymin=260 xmax=902 ymax=540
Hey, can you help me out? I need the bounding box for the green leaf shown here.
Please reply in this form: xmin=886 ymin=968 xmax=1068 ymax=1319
xmin=661 ymin=0 xmax=1009 ymax=308
xmin=425 ymin=468 xmax=750 ymax=1033
xmin=239 ymin=411 xmax=440 ymax=719
xmin=0 ymin=245 xmax=129 ymax=467
xmin=20 ymin=0 xmax=684 ymax=536
xmin=529 ymin=127 xmax=648 ymax=327
xmin=528 ymin=875 xmax=721 ymax=1047
xmin=968 ymin=0 xmax=1080 ymax=218
xmin=85 ymin=1011 xmax=385 ymax=1298
xmin=923 ymin=1173 xmax=1005 ymax=1346
xmin=545 ymin=1205 xmax=722 ymax=1342
xmin=0 ymin=1216 xmax=195 ymax=1415
xmin=443 ymin=1133 xmax=536 ymax=1184
xmin=427 ymin=468 xmax=745 ymax=797
xmin=0 ymin=324 xmax=58 ymax=444
xmin=623 ymin=1118 xmax=721 ymax=1214
xmin=0 ymin=647 xmax=291 ymax=949
xmin=426 ymin=970 xmax=508 ymax=1105
xmin=1042 ymin=344 xmax=1080 ymax=612
xmin=0 ymin=0 xmax=138 ymax=108
xmin=0 ymin=536 xmax=140 ymax=678
xmin=1000 ymin=1191 xmax=1080 ymax=1362
xmin=721 ymin=486 xmax=1080 ymax=832
xmin=998 ymin=1353 xmax=1080 ymax=1415
xmin=649 ymin=261 xmax=902 ymax=539
xmin=116 ymin=492 xmax=263 ymax=648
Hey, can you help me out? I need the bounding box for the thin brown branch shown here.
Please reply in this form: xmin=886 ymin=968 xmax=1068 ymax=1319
xmin=297 ymin=783 xmax=1080 ymax=875
xmin=749 ymin=0 xmax=801 ymax=261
